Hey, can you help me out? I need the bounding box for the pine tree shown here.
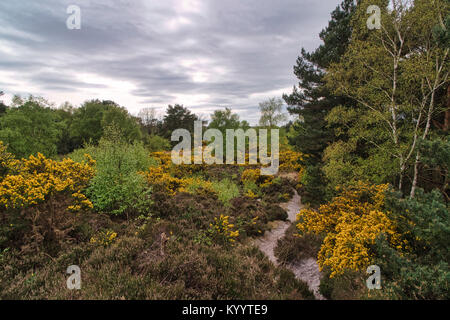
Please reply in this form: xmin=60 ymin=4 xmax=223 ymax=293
xmin=283 ymin=0 xmax=356 ymax=204
xmin=283 ymin=0 xmax=356 ymax=159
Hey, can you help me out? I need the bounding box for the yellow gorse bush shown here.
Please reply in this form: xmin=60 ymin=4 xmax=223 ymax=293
xmin=210 ymin=214 xmax=240 ymax=244
xmin=90 ymin=229 xmax=117 ymax=246
xmin=0 ymin=141 xmax=15 ymax=176
xmin=143 ymin=152 xmax=207 ymax=195
xmin=244 ymin=189 xmax=258 ymax=198
xmin=146 ymin=150 xmax=306 ymax=196
xmin=179 ymin=176 xmax=215 ymax=195
xmin=240 ymin=168 xmax=274 ymax=188
xmin=241 ymin=150 xmax=304 ymax=184
xmin=296 ymin=181 xmax=401 ymax=277
xmin=0 ymin=151 xmax=95 ymax=211
xmin=279 ymin=150 xmax=305 ymax=172
xmin=259 ymin=177 xmax=275 ymax=188
xmin=241 ymin=168 xmax=261 ymax=183
xmin=144 ymin=165 xmax=188 ymax=195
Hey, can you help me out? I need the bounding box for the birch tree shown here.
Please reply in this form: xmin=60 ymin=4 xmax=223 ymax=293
xmin=325 ymin=0 xmax=449 ymax=197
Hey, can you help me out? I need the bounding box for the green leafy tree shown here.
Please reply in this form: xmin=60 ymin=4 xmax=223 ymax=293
xmin=69 ymin=100 xmax=109 ymax=147
xmin=325 ymin=0 xmax=449 ymax=197
xmin=70 ymin=100 xmax=142 ymax=147
xmin=0 ymin=96 xmax=64 ymax=158
xmin=208 ymin=107 xmax=249 ymax=133
xmin=101 ymin=105 xmax=142 ymax=143
xmin=54 ymin=102 xmax=78 ymax=155
xmin=0 ymin=91 xmax=7 ymax=115
xmin=144 ymin=134 xmax=171 ymax=152
xmin=258 ymin=97 xmax=287 ymax=128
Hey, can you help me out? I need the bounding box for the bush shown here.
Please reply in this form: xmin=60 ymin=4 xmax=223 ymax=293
xmin=296 ymin=181 xmax=401 ymax=277
xmin=0 ymin=152 xmax=95 ymax=252
xmin=70 ymin=125 xmax=155 ymax=217
xmin=369 ymin=189 xmax=450 ymax=299
xmin=144 ymin=134 xmax=171 ymax=152
xmin=261 ymin=177 xmax=294 ymax=203
xmin=211 ymin=178 xmax=240 ymax=206
xmin=265 ymin=204 xmax=288 ymax=221
xmin=275 ymin=224 xmax=322 ymax=266
xmin=318 ymin=269 xmax=366 ymax=300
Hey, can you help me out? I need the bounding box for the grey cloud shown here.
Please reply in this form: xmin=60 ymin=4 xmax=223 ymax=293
xmin=0 ymin=0 xmax=342 ymax=124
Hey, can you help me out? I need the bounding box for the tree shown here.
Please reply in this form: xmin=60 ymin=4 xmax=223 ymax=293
xmin=138 ymin=107 xmax=160 ymax=135
xmin=162 ymin=104 xmax=198 ymax=140
xmin=70 ymin=124 xmax=153 ymax=218
xmin=258 ymin=97 xmax=287 ymax=127
xmin=325 ymin=0 xmax=449 ymax=197
xmin=70 ymin=100 xmax=142 ymax=147
xmin=282 ymin=0 xmax=357 ymax=204
xmin=101 ymin=106 xmax=142 ymax=143
xmin=0 ymin=91 xmax=6 ymax=115
xmin=0 ymin=97 xmax=64 ymax=158
xmin=54 ymin=102 xmax=78 ymax=155
xmin=208 ymin=107 xmax=249 ymax=133
xmin=431 ymin=5 xmax=450 ymax=132
xmin=69 ymin=100 xmax=108 ymax=147
xmin=283 ymin=0 xmax=356 ymax=159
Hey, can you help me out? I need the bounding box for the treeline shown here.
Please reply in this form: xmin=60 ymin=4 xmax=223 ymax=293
xmin=0 ymin=96 xmax=279 ymax=159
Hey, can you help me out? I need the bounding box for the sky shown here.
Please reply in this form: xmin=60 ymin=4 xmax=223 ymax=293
xmin=0 ymin=0 xmax=342 ymax=125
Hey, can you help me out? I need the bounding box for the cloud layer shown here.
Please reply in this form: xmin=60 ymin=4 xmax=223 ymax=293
xmin=0 ymin=0 xmax=341 ymax=124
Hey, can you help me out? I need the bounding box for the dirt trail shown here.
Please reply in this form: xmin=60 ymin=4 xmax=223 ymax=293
xmin=255 ymin=190 xmax=325 ymax=300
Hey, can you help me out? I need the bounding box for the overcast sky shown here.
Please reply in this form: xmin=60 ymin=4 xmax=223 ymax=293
xmin=0 ymin=0 xmax=341 ymax=124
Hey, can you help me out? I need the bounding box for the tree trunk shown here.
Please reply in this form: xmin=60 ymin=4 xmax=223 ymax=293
xmin=410 ymin=152 xmax=420 ymax=198
xmin=445 ymin=85 xmax=450 ymax=131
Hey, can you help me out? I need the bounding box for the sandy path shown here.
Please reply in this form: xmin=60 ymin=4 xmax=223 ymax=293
xmin=255 ymin=190 xmax=325 ymax=300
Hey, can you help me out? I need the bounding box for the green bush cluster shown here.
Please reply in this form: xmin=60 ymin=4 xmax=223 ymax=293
xmin=370 ymin=189 xmax=450 ymax=300
xmin=70 ymin=125 xmax=156 ymax=217
xmin=211 ymin=178 xmax=240 ymax=207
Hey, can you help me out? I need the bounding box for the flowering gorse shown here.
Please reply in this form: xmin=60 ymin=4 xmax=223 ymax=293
xmin=209 ymin=214 xmax=240 ymax=245
xmin=296 ymin=181 xmax=402 ymax=277
xmin=90 ymin=229 xmax=117 ymax=246
xmin=0 ymin=150 xmax=95 ymax=211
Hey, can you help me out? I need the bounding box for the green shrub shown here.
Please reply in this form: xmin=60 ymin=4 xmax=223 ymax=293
xmin=70 ymin=125 xmax=156 ymax=217
xmin=318 ymin=269 xmax=366 ymax=300
xmin=211 ymin=178 xmax=240 ymax=206
xmin=144 ymin=134 xmax=171 ymax=152
xmin=261 ymin=177 xmax=293 ymax=203
xmin=243 ymin=180 xmax=261 ymax=197
xmin=370 ymin=189 xmax=450 ymax=299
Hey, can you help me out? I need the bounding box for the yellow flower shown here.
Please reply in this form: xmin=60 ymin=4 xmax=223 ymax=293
xmin=0 ymin=150 xmax=95 ymax=211
xmin=296 ymin=181 xmax=401 ymax=277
